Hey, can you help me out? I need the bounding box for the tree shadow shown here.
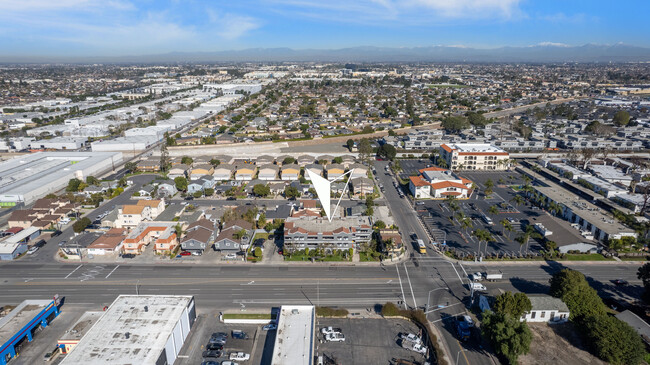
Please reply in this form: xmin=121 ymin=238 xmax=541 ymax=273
xmin=509 ymin=277 xmax=550 ymax=294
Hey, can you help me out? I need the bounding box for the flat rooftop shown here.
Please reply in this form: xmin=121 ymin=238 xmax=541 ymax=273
xmin=60 ymin=295 xmax=193 ymax=365
xmin=534 ymin=180 xmax=634 ymax=235
xmin=0 ymin=151 xmax=122 ymax=202
xmin=285 ymin=216 xmax=371 ymax=233
xmin=271 ymin=305 xmax=315 ymax=365
xmin=447 ymin=143 xmax=506 ymax=153
xmin=0 ymin=299 xmax=53 ymax=346
xmin=59 ymin=311 xmax=103 ymax=342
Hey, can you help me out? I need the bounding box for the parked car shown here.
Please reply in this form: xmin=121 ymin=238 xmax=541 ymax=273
xmin=321 ymin=326 xmax=342 ymax=335
xmin=58 ymin=240 xmax=67 ymax=247
xmin=224 ymin=253 xmax=238 ymax=260
xmin=202 ymin=350 xmax=222 ymax=358
xmin=613 ymin=279 xmax=629 ymax=286
xmin=221 ymin=362 xmax=239 ymax=365
xmin=205 ymin=343 xmax=223 ymax=351
xmin=201 ymin=361 xmax=219 ymax=365
xmin=51 ymin=230 xmax=62 ymax=237
xmin=400 ymin=333 xmax=422 ymax=344
xmin=121 ymin=253 xmax=136 ymax=259
xmin=179 ymin=251 xmax=192 ymax=256
xmin=212 ymin=332 xmax=228 ymax=339
xmin=34 ymin=239 xmax=46 ymax=248
xmin=209 ymin=336 xmax=226 ymax=345
xmin=229 ymin=352 xmax=250 ymax=361
xmin=263 ymin=324 xmax=277 ymax=331
xmin=231 ymin=330 xmax=249 ymax=340
xmin=325 ymin=332 xmax=345 ymax=342
xmin=27 ymin=246 xmax=39 ymax=255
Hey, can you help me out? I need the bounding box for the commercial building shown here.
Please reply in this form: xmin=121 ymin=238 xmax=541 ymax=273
xmin=283 ymin=216 xmax=372 ymax=253
xmin=31 ymin=137 xmax=87 ymax=150
xmin=60 ymin=295 xmax=196 ymax=365
xmin=439 ymin=143 xmax=509 ymax=170
xmin=409 ymin=167 xmax=473 ymax=199
xmin=0 ymin=297 xmax=61 ymax=365
xmin=0 ymin=152 xmax=123 ymax=206
xmin=57 ymin=311 xmax=103 ymax=354
xmin=271 ymin=305 xmax=315 ymax=365
xmin=0 ymin=242 xmax=27 ymax=260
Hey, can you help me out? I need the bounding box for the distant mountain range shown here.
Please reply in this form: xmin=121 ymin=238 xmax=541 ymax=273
xmin=3 ymin=44 xmax=650 ymax=64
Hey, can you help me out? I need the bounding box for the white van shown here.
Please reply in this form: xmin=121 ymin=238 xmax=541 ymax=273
xmin=469 ymin=283 xmax=487 ymax=292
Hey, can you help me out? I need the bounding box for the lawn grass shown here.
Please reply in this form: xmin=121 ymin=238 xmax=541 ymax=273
xmin=562 ymin=254 xmax=613 ymax=261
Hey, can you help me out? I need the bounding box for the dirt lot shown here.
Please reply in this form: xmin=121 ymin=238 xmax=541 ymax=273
xmin=518 ymin=323 xmax=606 ymax=365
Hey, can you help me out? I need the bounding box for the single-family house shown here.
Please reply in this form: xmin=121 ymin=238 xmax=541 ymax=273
xmin=8 ymin=210 xmax=38 ymax=229
xmin=180 ymin=219 xmax=215 ymax=254
xmin=266 ymin=204 xmax=295 ymax=222
xmin=235 ymin=166 xmax=256 ymax=181
xmin=258 ymin=165 xmax=279 ymax=181
xmin=281 ymin=165 xmax=300 ymax=181
xmin=168 ymin=164 xmax=190 ymax=179
xmin=213 ymin=164 xmax=235 ymax=180
xmin=156 ymin=180 xmax=178 ymax=198
xmin=190 ymin=164 xmax=214 ymax=180
xmin=86 ymin=228 xmax=126 ymax=256
xmin=269 ymin=182 xmax=288 ymax=195
xmin=136 ymin=185 xmax=155 ymax=198
xmin=213 ymin=219 xmax=253 ymax=251
xmin=521 ymin=295 xmax=570 ymax=323
xmin=348 ymin=163 xmax=368 ymax=179
xmin=326 ymin=164 xmax=346 ymax=180
xmin=187 ymin=176 xmax=216 ymax=194
xmin=297 ymin=155 xmax=315 ymax=166
xmin=256 ymin=155 xmax=275 ymax=165
xmin=340 ymin=155 xmax=356 ymax=167
xmin=318 ymin=155 xmax=334 ymax=164
xmin=304 ymin=164 xmax=322 ymax=179
xmin=350 ymin=177 xmax=374 ymax=196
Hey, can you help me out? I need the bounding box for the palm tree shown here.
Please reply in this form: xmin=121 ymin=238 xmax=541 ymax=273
xmin=455 ymin=211 xmax=466 ymax=223
xmin=461 ymin=218 xmax=473 ymax=233
xmin=515 ymin=234 xmax=527 ymax=254
xmin=472 ymin=229 xmax=493 ymax=257
xmin=500 ymin=219 xmax=513 ymax=239
xmin=510 ymin=195 xmax=525 ymax=207
xmin=488 ymin=205 xmax=499 ymax=215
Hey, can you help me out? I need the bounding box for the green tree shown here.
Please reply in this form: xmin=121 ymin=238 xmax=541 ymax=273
xmin=377 ymin=143 xmax=397 ymax=160
xmin=613 ymin=110 xmax=630 ymax=126
xmin=254 ymin=247 xmax=263 ymax=258
xmin=233 ymin=229 xmax=247 ymax=240
xmin=204 ymin=188 xmax=214 ymax=196
xmin=582 ymin=314 xmax=645 ymax=365
xmin=284 ymin=186 xmax=300 ymax=199
xmin=493 ymin=292 xmax=532 ymax=318
xmin=482 ymin=311 xmax=532 ymax=364
xmin=72 ymin=217 xmax=91 ymax=233
xmin=174 ymin=176 xmax=188 ymax=192
xmin=549 ymin=269 xmax=607 ymax=320
xmin=282 ymin=157 xmax=296 ymax=165
xmin=125 ymin=161 xmax=137 ymax=172
xmin=358 ymin=138 xmax=373 ymax=163
xmin=193 ymin=191 xmax=203 ymax=198
xmin=467 ymin=112 xmax=489 ymax=127
xmin=441 ymin=115 xmax=469 ymax=133
xmin=66 ymin=178 xmax=82 ymax=192
xmin=253 ymin=184 xmax=271 ymax=197
xmin=488 ymin=205 xmax=500 ymax=215
xmin=637 ymin=263 xmax=650 ymax=302
xmin=209 ymin=158 xmax=221 ymax=167
xmin=181 ymin=156 xmax=193 ymax=165
xmin=346 ymin=139 xmax=354 ymax=151
xmin=85 ymin=176 xmax=100 ymax=186
xmin=332 ymin=156 xmax=343 ymax=164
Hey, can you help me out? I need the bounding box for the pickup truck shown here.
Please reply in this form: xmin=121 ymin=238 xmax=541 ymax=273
xmin=401 ymin=339 xmax=427 ymax=354
xmin=229 ymin=352 xmax=250 ymax=361
xmin=321 ymin=326 xmax=343 ymax=335
xmin=400 ymin=333 xmax=422 ymax=344
xmin=325 ymin=332 xmax=346 ymax=342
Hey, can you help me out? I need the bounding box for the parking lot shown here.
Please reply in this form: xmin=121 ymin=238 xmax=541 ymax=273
xmin=316 ymin=317 xmax=431 ymax=365
xmin=177 ymin=313 xmax=273 ymax=365
xmin=414 ymin=170 xmax=593 ymax=257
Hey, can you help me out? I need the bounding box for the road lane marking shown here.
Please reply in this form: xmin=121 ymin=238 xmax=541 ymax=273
xmin=64 ymin=264 xmax=83 ymax=279
xmin=449 ymin=262 xmax=464 ymax=284
xmin=395 ymin=265 xmax=407 ymax=309
xmin=403 ymin=263 xmax=417 ymax=309
xmin=105 ymin=265 xmax=120 ymax=279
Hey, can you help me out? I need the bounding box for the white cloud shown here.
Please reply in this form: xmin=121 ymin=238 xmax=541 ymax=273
xmin=537 ymin=42 xmax=570 ymax=47
xmin=0 ymin=0 xmax=134 ymax=11
xmin=207 ymin=10 xmax=261 ymax=40
xmin=267 ymin=0 xmax=523 ymax=23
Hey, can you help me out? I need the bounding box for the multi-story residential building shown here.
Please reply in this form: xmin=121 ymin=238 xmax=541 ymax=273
xmin=283 ymin=216 xmax=372 ymax=254
xmin=409 ymin=167 xmax=473 ymax=199
xmin=136 ymin=199 xmax=165 ymax=219
xmin=439 ymin=143 xmax=510 ymax=171
xmin=403 ymin=128 xmax=445 ymax=150
xmin=115 ymin=205 xmax=151 ymax=228
xmin=122 ymin=222 xmax=177 ymax=255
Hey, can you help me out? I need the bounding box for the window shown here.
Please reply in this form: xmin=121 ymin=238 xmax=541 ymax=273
xmin=541 ymin=311 xmax=545 ymax=318
xmin=531 ymin=312 xmax=536 ymax=319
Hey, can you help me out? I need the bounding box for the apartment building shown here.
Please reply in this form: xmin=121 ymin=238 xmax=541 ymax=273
xmin=409 ymin=167 xmax=473 ymax=199
xmin=283 ymin=216 xmax=372 ymax=253
xmin=439 ymin=143 xmax=510 ymax=171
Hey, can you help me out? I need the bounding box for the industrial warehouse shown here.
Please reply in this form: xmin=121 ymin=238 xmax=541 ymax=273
xmin=59 ymin=295 xmax=196 ymax=365
xmin=0 ymin=151 xmax=123 ymax=206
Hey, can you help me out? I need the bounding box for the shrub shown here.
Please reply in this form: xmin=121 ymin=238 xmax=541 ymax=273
xmin=381 ymin=302 xmax=401 ymax=317
xmin=315 ymin=307 xmax=348 ymax=317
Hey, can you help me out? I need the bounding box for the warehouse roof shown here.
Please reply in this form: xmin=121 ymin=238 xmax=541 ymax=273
xmin=271 ymin=305 xmax=315 ymax=365
xmin=60 ymin=295 xmax=193 ymax=365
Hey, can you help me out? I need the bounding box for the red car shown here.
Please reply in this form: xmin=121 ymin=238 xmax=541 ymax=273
xmin=179 ymin=251 xmax=192 ymax=256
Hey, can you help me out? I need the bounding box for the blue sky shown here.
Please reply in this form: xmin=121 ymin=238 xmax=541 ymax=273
xmin=0 ymin=0 xmax=648 ymax=56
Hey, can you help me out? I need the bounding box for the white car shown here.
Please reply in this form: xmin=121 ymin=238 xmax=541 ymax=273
xmin=469 ymin=272 xmax=483 ymax=281
xmin=27 ymin=246 xmax=39 ymax=255
xmin=229 ymin=352 xmax=250 ymax=361
xmin=400 ymin=333 xmax=422 ymax=344
xmin=412 ymin=342 xmax=428 ymax=354
xmin=224 ymin=253 xmax=238 ymax=260
xmin=221 ymin=362 xmax=239 ymax=365
xmin=320 ymin=326 xmax=342 ymax=335
xmin=325 ymin=333 xmax=345 ymax=342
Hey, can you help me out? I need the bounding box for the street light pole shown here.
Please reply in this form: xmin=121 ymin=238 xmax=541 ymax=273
xmin=456 ymin=348 xmax=470 ymax=365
